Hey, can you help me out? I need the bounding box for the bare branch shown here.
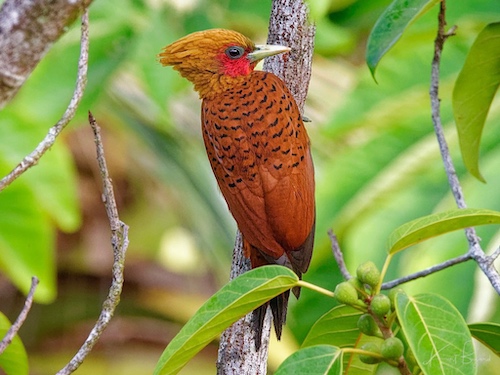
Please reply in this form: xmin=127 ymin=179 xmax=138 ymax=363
xmin=328 ymin=229 xmax=352 ymax=280
xmin=381 ymin=253 xmax=472 ymax=290
xmin=0 ymin=277 xmax=38 ymax=354
xmin=429 ymin=0 xmax=500 ymax=294
xmin=56 ymin=113 xmax=129 ymax=375
xmin=0 ymin=0 xmax=92 ymax=108
xmin=0 ymin=6 xmax=90 ymax=192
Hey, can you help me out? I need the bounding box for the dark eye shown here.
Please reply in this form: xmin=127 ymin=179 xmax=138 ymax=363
xmin=225 ymin=46 xmax=245 ymax=59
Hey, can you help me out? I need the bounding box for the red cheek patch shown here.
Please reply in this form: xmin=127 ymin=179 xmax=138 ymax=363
xmin=217 ymin=51 xmax=253 ymax=77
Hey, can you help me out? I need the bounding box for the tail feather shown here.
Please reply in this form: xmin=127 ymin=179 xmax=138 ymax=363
xmin=252 ymin=290 xmax=290 ymax=350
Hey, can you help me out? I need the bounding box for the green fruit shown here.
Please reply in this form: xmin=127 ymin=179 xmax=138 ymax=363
xmin=334 ymin=281 xmax=359 ymax=306
xmin=356 ymin=261 xmax=381 ymax=287
xmin=357 ymin=314 xmax=381 ymax=337
xmin=371 ymin=294 xmax=391 ymax=317
xmin=359 ymin=342 xmax=382 ymax=364
xmin=348 ymin=277 xmax=366 ymax=297
xmin=381 ymin=337 xmax=404 ymax=360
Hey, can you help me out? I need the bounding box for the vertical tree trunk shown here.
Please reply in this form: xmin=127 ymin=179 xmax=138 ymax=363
xmin=216 ymin=1 xmax=315 ymax=374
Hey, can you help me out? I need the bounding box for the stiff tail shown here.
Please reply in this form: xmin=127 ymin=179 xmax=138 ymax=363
xmin=252 ymin=289 xmax=291 ymax=350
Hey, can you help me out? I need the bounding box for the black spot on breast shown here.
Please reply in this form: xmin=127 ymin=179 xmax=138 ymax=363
xmin=272 ymin=128 xmax=284 ymax=139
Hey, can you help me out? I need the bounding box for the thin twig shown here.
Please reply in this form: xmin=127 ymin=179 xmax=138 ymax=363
xmin=56 ymin=114 xmax=129 ymax=375
xmin=0 ymin=277 xmax=38 ymax=354
xmin=0 ymin=6 xmax=89 ymax=192
xmin=429 ymin=0 xmax=500 ymax=294
xmin=489 ymin=246 xmax=500 ymax=263
xmin=328 ymin=229 xmax=352 ymax=280
xmin=381 ymin=253 xmax=472 ymax=290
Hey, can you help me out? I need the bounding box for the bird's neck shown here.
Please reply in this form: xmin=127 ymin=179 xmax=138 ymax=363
xmin=194 ymin=72 xmax=251 ymax=100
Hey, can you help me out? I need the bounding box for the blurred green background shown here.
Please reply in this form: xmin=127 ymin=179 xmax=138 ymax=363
xmin=1 ymin=0 xmax=499 ymax=373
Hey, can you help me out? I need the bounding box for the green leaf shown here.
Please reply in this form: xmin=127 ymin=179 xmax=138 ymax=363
xmin=274 ymin=345 xmax=342 ymax=375
xmin=0 ymin=181 xmax=56 ymax=303
xmin=453 ymin=22 xmax=500 ymax=182
xmin=301 ymin=305 xmax=380 ymax=374
xmin=0 ymin=312 xmax=29 ymax=375
xmin=388 ymin=208 xmax=500 ymax=253
xmin=469 ymin=322 xmax=500 ymax=356
xmin=302 ymin=305 xmax=362 ymax=348
xmin=396 ymin=293 xmax=475 ymax=375
xmin=366 ymin=0 xmax=440 ymax=76
xmin=153 ymin=266 xmax=299 ymax=375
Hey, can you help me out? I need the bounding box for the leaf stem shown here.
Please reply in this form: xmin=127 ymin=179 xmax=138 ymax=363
xmin=296 ymin=280 xmax=335 ymax=298
xmin=375 ymin=254 xmax=393 ymax=294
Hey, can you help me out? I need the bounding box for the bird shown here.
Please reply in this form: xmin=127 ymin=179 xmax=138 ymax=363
xmin=159 ymin=29 xmax=315 ymax=349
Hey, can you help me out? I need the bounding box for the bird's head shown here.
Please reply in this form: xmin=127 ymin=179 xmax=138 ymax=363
xmin=159 ymin=29 xmax=290 ymax=99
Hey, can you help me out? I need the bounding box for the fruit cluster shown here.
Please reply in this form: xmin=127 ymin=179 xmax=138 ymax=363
xmin=334 ymin=261 xmax=406 ymax=366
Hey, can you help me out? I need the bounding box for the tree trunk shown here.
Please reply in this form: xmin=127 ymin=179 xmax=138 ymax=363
xmin=0 ymin=0 xmax=92 ymax=109
xmin=216 ymin=1 xmax=315 ymax=373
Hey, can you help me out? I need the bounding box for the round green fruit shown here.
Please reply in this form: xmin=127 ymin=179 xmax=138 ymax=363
xmin=334 ymin=281 xmax=358 ymax=306
xmin=371 ymin=294 xmax=391 ymax=317
xmin=356 ymin=261 xmax=381 ymax=287
xmin=357 ymin=314 xmax=381 ymax=337
xmin=348 ymin=277 xmax=366 ymax=297
xmin=381 ymin=337 xmax=404 ymax=360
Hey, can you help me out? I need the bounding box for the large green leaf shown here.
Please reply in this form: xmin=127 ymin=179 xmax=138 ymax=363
xmin=0 ymin=180 xmax=55 ymax=302
xmin=387 ymin=208 xmax=500 ymax=254
xmin=153 ymin=266 xmax=299 ymax=375
xmin=469 ymin=322 xmax=500 ymax=356
xmin=0 ymin=312 xmax=29 ymax=375
xmin=366 ymin=0 xmax=440 ymax=76
xmin=301 ymin=305 xmax=380 ymax=374
xmin=302 ymin=305 xmax=362 ymax=348
xmin=274 ymin=345 xmax=342 ymax=375
xmin=453 ymin=22 xmax=500 ymax=182
xmin=396 ymin=293 xmax=475 ymax=375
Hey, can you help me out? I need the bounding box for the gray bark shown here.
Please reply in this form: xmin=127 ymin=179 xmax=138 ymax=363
xmin=216 ymin=0 xmax=315 ymax=374
xmin=0 ymin=0 xmax=92 ymax=109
